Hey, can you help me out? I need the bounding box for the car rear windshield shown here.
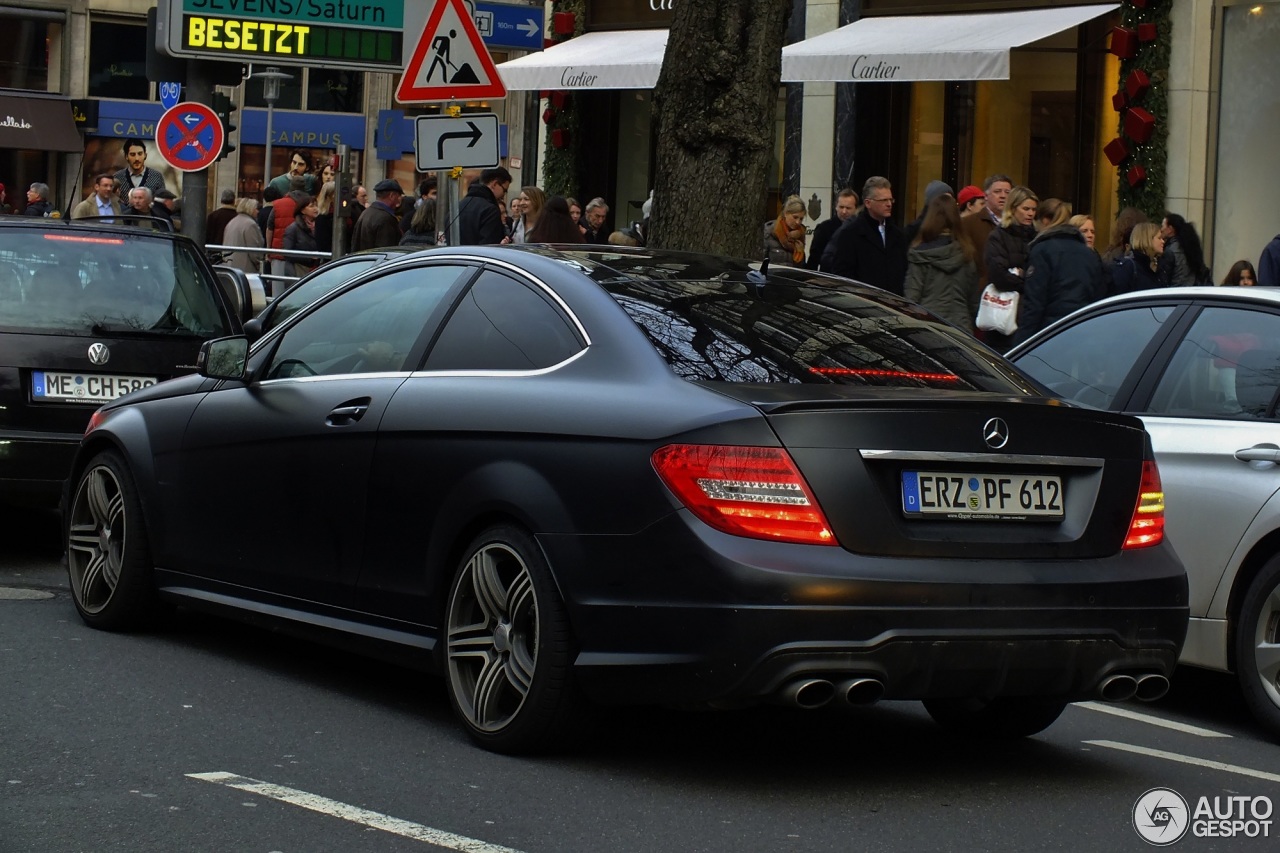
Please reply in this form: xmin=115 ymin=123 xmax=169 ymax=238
xmin=577 ymin=254 xmax=1030 ymax=392
xmin=0 ymin=227 xmax=232 ymax=337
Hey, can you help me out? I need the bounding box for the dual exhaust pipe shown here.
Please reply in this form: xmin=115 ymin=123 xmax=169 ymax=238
xmin=777 ymin=676 xmax=885 ymax=710
xmin=1097 ymin=672 xmax=1170 ymax=703
xmin=776 ymin=670 xmax=1171 ymax=709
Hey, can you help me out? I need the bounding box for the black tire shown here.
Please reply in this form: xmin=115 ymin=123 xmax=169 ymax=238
xmin=1234 ymin=555 xmax=1280 ymax=739
xmin=923 ymin=696 xmax=1067 ymax=738
xmin=444 ymin=524 xmax=587 ymax=754
xmin=65 ymin=450 xmax=161 ymax=631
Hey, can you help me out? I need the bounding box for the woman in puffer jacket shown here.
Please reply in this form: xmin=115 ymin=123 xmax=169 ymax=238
xmin=1013 ymin=199 xmax=1106 ymax=345
xmin=904 ymin=195 xmax=980 ymax=332
xmin=981 ymin=185 xmax=1039 ymax=352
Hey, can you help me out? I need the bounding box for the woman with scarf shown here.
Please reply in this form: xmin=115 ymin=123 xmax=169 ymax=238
xmin=763 ymin=195 xmax=807 ymax=267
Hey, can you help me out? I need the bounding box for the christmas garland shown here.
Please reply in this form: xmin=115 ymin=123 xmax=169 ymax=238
xmin=1104 ymin=0 xmax=1171 ymax=218
xmin=540 ymin=0 xmax=585 ymax=196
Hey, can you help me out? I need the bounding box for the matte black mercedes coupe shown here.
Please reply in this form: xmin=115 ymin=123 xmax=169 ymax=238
xmin=64 ymin=246 xmax=1187 ymax=753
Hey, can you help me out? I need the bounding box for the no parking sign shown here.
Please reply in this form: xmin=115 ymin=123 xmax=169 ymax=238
xmin=155 ymin=102 xmax=224 ymax=173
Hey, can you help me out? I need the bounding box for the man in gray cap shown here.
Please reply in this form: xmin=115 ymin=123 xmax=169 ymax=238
xmin=351 ymin=178 xmax=404 ymax=251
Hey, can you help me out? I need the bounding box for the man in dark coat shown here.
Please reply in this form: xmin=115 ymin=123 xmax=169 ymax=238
xmin=457 ymin=167 xmax=512 ymax=245
xmin=807 ymin=188 xmax=858 ymax=272
xmin=205 ymin=189 xmax=238 ymax=245
xmin=350 ymin=179 xmax=404 ymax=251
xmin=1013 ymin=203 xmax=1106 ymax=344
xmin=823 ymin=177 xmax=908 ymax=295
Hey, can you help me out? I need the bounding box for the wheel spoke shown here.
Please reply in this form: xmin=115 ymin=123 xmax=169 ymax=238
xmin=79 ymin=552 xmax=110 ymax=601
xmin=447 ymin=623 xmax=495 ymax=656
xmin=470 ymin=549 xmax=508 ymax=622
xmin=86 ymin=469 xmax=114 ymax=525
xmin=473 ymin=652 xmax=511 ymax=726
xmin=67 ymin=522 xmax=100 ymax=556
xmin=506 ymin=645 xmax=535 ymax=694
xmin=1256 ymin=641 xmax=1280 ymax=687
xmin=106 ymin=490 xmax=125 ymax=527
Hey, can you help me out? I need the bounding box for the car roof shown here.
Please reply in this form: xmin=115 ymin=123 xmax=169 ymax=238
xmin=0 ymin=213 xmax=190 ymax=243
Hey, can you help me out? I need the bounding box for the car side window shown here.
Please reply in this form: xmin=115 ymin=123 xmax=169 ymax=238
xmin=425 ymin=270 xmax=583 ymax=371
xmin=1147 ymin=306 xmax=1280 ymax=419
xmin=1013 ymin=305 xmax=1174 ymax=409
xmin=264 ymin=265 xmax=468 ymax=379
xmin=264 ymin=258 xmax=384 ymax=332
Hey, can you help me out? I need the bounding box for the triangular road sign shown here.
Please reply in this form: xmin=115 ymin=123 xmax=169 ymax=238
xmin=398 ymin=0 xmax=507 ymax=103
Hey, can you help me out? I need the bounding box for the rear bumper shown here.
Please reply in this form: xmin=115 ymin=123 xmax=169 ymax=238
xmin=0 ymin=429 xmax=79 ymax=507
xmin=538 ymin=512 xmax=1188 ymax=705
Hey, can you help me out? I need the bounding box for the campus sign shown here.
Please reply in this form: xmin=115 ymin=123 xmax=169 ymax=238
xmin=156 ymin=0 xmax=406 ymax=70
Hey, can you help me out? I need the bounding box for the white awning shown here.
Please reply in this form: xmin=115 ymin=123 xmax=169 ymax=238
xmin=782 ymin=5 xmax=1118 ymax=83
xmin=496 ymin=29 xmax=668 ymax=91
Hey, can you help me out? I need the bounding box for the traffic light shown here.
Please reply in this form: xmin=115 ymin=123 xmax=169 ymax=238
xmin=212 ymin=92 xmax=237 ymax=160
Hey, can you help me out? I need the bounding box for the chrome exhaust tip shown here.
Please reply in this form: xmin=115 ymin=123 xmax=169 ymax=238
xmin=1134 ymin=673 xmax=1171 ymax=702
xmin=1098 ymin=673 xmax=1139 ymax=702
xmin=779 ymin=678 xmax=836 ymax=709
xmin=838 ymin=677 xmax=886 ymax=706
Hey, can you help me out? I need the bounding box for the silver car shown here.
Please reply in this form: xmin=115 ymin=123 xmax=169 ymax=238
xmin=1008 ymin=286 xmax=1280 ymax=738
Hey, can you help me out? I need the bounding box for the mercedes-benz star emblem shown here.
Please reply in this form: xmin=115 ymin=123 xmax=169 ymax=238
xmin=88 ymin=343 xmax=110 ymax=366
xmin=982 ymin=417 xmax=1009 ymax=449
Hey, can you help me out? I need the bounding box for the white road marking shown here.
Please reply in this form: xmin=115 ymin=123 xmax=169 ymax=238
xmin=187 ymin=772 xmax=525 ymax=852
xmin=1076 ymin=702 xmax=1232 ymax=738
xmin=1084 ymin=740 xmax=1280 ymax=785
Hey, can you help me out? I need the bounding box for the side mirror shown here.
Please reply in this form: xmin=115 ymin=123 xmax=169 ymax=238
xmin=198 ymin=336 xmax=249 ymax=380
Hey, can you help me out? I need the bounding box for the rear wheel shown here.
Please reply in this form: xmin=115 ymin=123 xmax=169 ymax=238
xmin=1235 ymin=555 xmax=1280 ymax=738
xmin=923 ymin=696 xmax=1067 ymax=737
xmin=444 ymin=524 xmax=586 ymax=754
xmin=65 ymin=450 xmax=160 ymax=630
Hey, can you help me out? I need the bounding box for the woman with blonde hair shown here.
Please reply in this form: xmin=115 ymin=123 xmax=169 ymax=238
xmin=1102 ymin=206 xmax=1148 ymax=265
xmin=222 ymin=197 xmax=264 ymax=275
xmin=1112 ymin=221 xmax=1166 ymax=293
xmin=313 ymin=181 xmax=337 ymax=256
xmin=981 ymin=185 xmax=1038 ymax=350
xmin=1014 ymin=199 xmax=1106 ymax=343
xmin=763 ymin=195 xmax=807 ymax=266
xmin=510 ymin=186 xmax=546 ymax=244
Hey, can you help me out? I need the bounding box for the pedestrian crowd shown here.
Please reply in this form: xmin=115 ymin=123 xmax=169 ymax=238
xmin=14 ymin=140 xmax=1280 ymax=341
xmin=773 ymin=172 xmax=1269 ymax=352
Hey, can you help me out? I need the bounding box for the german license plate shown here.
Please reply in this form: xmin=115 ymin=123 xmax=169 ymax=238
xmin=32 ymin=371 xmax=157 ymax=404
xmin=902 ymin=471 xmax=1064 ymax=519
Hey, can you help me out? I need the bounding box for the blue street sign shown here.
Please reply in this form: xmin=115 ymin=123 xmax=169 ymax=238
xmin=473 ymin=1 xmax=544 ymax=52
xmin=159 ymin=82 xmax=182 ymax=110
xmin=375 ymin=109 xmax=406 ymax=161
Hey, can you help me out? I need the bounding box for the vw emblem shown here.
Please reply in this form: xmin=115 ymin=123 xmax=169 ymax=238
xmin=982 ymin=417 xmax=1010 ymax=449
xmin=88 ymin=342 xmax=110 ymax=366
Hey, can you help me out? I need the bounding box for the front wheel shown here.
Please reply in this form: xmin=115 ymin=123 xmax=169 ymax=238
xmin=65 ymin=450 xmax=160 ymax=631
xmin=444 ymin=524 xmax=586 ymax=754
xmin=923 ymin=696 xmax=1067 ymax=738
xmin=1235 ymin=555 xmax=1280 ymax=739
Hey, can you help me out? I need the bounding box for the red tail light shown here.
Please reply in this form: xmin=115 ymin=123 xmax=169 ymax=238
xmin=86 ymin=409 xmax=107 ymax=435
xmin=651 ymin=444 xmax=837 ymax=546
xmin=1123 ymin=459 xmax=1165 ymax=549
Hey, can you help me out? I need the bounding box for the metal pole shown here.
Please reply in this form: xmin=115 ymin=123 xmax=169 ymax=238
xmin=183 ymin=59 xmax=211 ymax=249
xmin=443 ymin=169 xmax=460 ymax=246
xmin=264 ymin=101 xmax=274 ymax=195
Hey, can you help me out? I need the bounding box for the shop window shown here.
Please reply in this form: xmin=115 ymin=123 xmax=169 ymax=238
xmin=88 ymin=22 xmax=150 ymax=100
xmin=307 ymin=68 xmax=363 ymax=113
xmin=1213 ymin=3 xmax=1280 ymax=277
xmin=0 ymin=17 xmax=53 ymax=91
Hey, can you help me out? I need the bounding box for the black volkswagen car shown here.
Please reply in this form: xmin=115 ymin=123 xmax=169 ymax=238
xmin=0 ymin=216 xmax=242 ymax=507
xmin=63 ymin=246 xmax=1187 ymax=753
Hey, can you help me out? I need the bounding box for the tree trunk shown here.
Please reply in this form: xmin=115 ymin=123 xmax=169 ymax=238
xmin=650 ymin=0 xmax=792 ymax=258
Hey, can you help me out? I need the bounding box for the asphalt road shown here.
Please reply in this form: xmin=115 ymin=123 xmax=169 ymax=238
xmin=4 ymin=505 xmax=1280 ymax=852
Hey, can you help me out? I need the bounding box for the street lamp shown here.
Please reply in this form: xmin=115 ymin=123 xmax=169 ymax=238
xmin=257 ymin=67 xmax=294 ymax=193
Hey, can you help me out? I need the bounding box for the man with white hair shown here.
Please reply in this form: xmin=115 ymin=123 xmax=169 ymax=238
xmin=582 ymin=197 xmax=610 ymax=244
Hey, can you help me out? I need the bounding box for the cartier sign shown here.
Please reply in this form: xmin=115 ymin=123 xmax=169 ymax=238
xmin=586 ymin=0 xmax=674 ymax=30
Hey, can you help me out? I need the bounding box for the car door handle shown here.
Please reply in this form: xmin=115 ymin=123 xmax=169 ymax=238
xmin=327 ymin=398 xmax=371 ymax=426
xmin=1235 ymin=444 xmax=1280 ymax=463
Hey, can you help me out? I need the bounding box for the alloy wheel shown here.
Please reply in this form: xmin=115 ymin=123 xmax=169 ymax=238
xmin=1251 ymin=578 xmax=1280 ymax=709
xmin=446 ymin=542 xmax=540 ymax=733
xmin=67 ymin=464 xmax=127 ymax=614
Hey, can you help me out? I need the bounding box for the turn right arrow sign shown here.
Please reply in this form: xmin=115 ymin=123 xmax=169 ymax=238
xmin=415 ymin=113 xmax=501 ymax=171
